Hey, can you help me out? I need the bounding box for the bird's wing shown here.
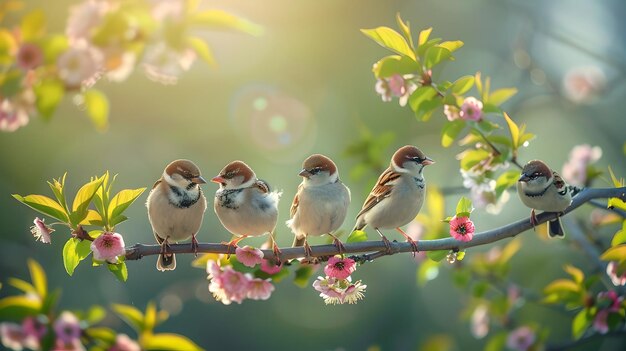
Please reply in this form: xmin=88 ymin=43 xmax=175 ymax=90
xmin=289 ymin=183 xmax=303 ymax=218
xmin=552 ymin=171 xmax=566 ymax=189
xmin=151 ymin=178 xmax=162 ymax=190
xmin=355 ymin=167 xmax=399 ymax=219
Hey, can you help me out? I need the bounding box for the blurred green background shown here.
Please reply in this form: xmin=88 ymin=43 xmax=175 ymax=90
xmin=2 ymin=0 xmax=626 ymax=350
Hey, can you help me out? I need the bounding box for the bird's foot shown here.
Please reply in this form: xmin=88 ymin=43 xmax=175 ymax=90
xmin=191 ymin=234 xmax=199 ymax=257
xmin=396 ymin=227 xmax=418 ymax=256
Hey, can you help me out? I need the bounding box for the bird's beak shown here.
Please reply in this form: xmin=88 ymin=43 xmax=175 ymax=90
xmin=298 ymin=169 xmax=311 ymax=178
xmin=421 ymin=157 xmax=435 ymax=166
xmin=192 ymin=176 xmax=207 ymax=184
xmin=211 ymin=176 xmax=225 ymax=184
xmin=518 ymin=174 xmax=530 ymax=182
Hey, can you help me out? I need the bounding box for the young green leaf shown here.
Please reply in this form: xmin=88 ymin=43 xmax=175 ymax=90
xmin=564 ymin=265 xmax=584 ymax=285
xmin=503 ymin=112 xmax=520 ymax=150
xmin=187 ymin=37 xmax=216 ymax=67
xmin=192 ymin=10 xmax=263 ymax=36
xmin=408 ymin=86 xmax=437 ymax=112
xmin=600 ymin=245 xmax=626 ymax=263
xmin=293 ymin=265 xmax=315 ymax=288
xmin=34 ymin=79 xmax=64 ymax=120
xmin=488 ymin=88 xmax=517 ymax=106
xmin=572 ymin=308 xmax=592 ymax=339
xmin=417 ymin=27 xmax=432 ymax=46
xmin=450 ymin=75 xmax=475 ymax=95
xmin=70 ymin=176 xmax=104 ymax=225
xmin=438 ymin=40 xmax=464 ymax=53
xmin=347 ymin=230 xmax=368 ymax=243
xmin=441 ymin=120 xmax=466 ymax=147
xmin=20 ymin=10 xmax=46 ymax=41
xmin=62 ymin=238 xmax=92 ymax=276
xmin=144 ymin=301 xmax=158 ymax=333
xmin=372 ymin=55 xmax=421 ymax=78
xmin=456 ymin=197 xmax=473 ymax=216
xmin=395 ymin=13 xmax=414 ymax=50
xmin=47 ymin=173 xmax=68 ymax=213
xmin=424 ymin=46 xmax=451 ymax=68
xmin=112 ymin=304 xmax=144 ymax=332
xmin=427 ymin=250 xmax=448 ymax=262
xmin=495 ymin=170 xmax=519 ymax=197
xmin=108 ymin=261 xmax=128 ymax=282
xmin=107 ymin=188 xmax=146 ymax=227
xmin=0 ymin=296 xmax=42 ymax=321
xmin=142 ymin=333 xmax=203 ymax=351
xmin=27 ymin=259 xmax=47 ymax=299
xmin=7 ymin=278 xmax=36 ymax=294
xmin=361 ymin=26 xmax=416 ymax=60
xmin=83 ymin=89 xmax=109 ymax=132
xmin=13 ymin=194 xmax=69 ymax=222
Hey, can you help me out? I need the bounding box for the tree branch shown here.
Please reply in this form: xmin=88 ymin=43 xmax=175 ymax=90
xmin=124 ymin=187 xmax=626 ymax=262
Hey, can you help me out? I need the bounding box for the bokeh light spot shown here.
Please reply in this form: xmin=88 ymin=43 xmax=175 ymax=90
xmin=269 ymin=114 xmax=287 ymax=132
xmin=253 ymin=97 xmax=268 ymax=111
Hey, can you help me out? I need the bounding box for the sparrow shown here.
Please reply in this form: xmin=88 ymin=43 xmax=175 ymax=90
xmin=352 ymin=145 xmax=434 ymax=253
xmin=212 ymin=160 xmax=282 ymax=258
xmin=146 ymin=159 xmax=207 ymax=271
xmin=287 ymin=154 xmax=351 ymax=258
xmin=517 ymin=159 xmax=579 ymax=238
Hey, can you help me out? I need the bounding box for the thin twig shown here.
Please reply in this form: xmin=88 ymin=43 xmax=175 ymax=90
xmin=124 ymin=187 xmax=626 ymax=263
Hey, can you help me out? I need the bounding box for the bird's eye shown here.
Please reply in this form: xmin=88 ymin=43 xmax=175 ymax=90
xmin=310 ymin=167 xmax=322 ymax=175
xmin=224 ymin=171 xmax=235 ymax=179
xmin=531 ymin=172 xmax=541 ymax=178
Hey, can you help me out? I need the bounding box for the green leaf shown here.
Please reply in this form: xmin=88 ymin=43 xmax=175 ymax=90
xmin=408 ymin=86 xmax=437 ymax=112
xmin=0 ymin=29 xmax=17 ymax=65
xmin=47 ymin=173 xmax=68 ymax=213
xmin=112 ymin=304 xmax=144 ymax=331
xmin=440 ymin=120 xmax=466 ymax=147
xmin=600 ymin=245 xmax=626 ymax=263
xmin=475 ymin=72 xmax=483 ymax=96
xmin=293 ymin=265 xmax=315 ymax=288
xmin=34 ymin=79 xmax=64 ymax=120
xmin=417 ymin=27 xmax=432 ymax=46
xmin=8 ymin=278 xmax=36 ymax=294
xmin=79 ymin=210 xmax=104 ymax=226
xmin=187 ymin=37 xmax=216 ymax=67
xmin=361 ymin=26 xmax=416 ymax=60
xmin=107 ymin=261 xmax=128 ymax=282
xmin=450 ymin=75 xmax=474 ymax=95
xmin=484 ymin=332 xmax=507 ymax=351
xmin=85 ymin=305 xmax=107 ymax=325
xmin=192 ymin=10 xmax=263 ymax=36
xmin=41 ymin=287 xmax=60 ymax=315
xmin=424 ymin=46 xmax=451 ymax=68
xmin=27 ymin=259 xmax=47 ymax=299
xmin=70 ymin=176 xmax=104 ymax=225
xmin=144 ymin=301 xmax=157 ymax=333
xmin=458 ymin=149 xmax=490 ymax=170
xmin=488 ymin=88 xmax=517 ymax=106
xmin=0 ymin=296 xmax=42 ymax=321
xmin=544 ymin=279 xmax=580 ymax=294
xmin=12 ymin=194 xmax=68 ymax=222
xmin=143 ymin=333 xmax=203 ymax=351
xmin=564 ymin=265 xmax=585 ymax=285
xmin=427 ymin=250 xmax=448 ymax=262
xmin=495 ymin=170 xmax=519 ymax=197
xmin=20 ymin=10 xmax=46 ymax=42
xmin=455 ymin=197 xmax=473 ymax=216
xmin=503 ymin=112 xmax=519 ymax=150
xmin=416 ymin=37 xmax=442 ymax=58
xmin=62 ymin=238 xmax=92 ymax=276
xmin=395 ymin=13 xmax=414 ymax=50
xmin=372 ymin=55 xmax=420 ymax=78
xmin=347 ymin=230 xmax=368 ymax=243
xmin=438 ymin=40 xmax=463 ymax=53
xmin=611 ymin=222 xmax=626 ymax=246
xmin=85 ymin=327 xmax=116 ymax=344
xmin=107 ymin=188 xmax=146 ymax=226
xmin=83 ymin=89 xmax=109 ymax=132
xmin=41 ymin=34 xmax=68 ymax=64
xmin=572 ymin=308 xmax=592 ymax=339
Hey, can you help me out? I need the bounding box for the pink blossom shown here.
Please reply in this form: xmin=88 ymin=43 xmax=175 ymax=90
xmin=506 ymin=326 xmax=536 ymax=351
xmin=312 ymin=276 xmax=366 ymax=305
xmin=207 ymin=262 xmax=250 ymax=305
xmin=102 ymin=48 xmax=136 ymax=82
xmin=596 ymin=290 xmax=621 ymax=312
xmin=53 ymin=311 xmax=82 ymax=345
xmin=375 ymin=79 xmax=392 ymax=102
xmin=606 ymin=262 xmax=626 ymax=286
xmin=562 ymin=66 xmax=606 ymax=104
xmin=460 ymin=96 xmax=483 ymax=121
xmin=66 ymin=0 xmax=110 ymax=43
xmin=561 ymin=144 xmax=602 ymax=187
xmin=108 ymin=334 xmax=140 ymax=351
xmin=444 ymin=104 xmax=460 ymax=121
xmin=470 ymin=304 xmax=489 ymax=339
xmin=260 ymin=259 xmax=282 ymax=275
xmin=21 ymin=316 xmax=46 ymax=350
xmin=324 ymin=256 xmax=356 ymax=280
xmin=151 ymin=0 xmax=185 ymax=21
xmin=375 ymin=74 xmax=416 ymax=106
xmin=30 ymin=217 xmax=54 ymax=244
xmin=593 ymin=309 xmax=610 ymax=334
xmin=246 ymin=278 xmax=275 ymax=300
xmin=16 ymin=43 xmax=43 ymax=71
xmin=449 ymin=216 xmax=475 ymax=242
xmin=53 ymin=338 xmax=85 ymax=351
xmin=0 ymin=323 xmax=26 ymax=351
xmin=235 ymin=245 xmax=264 ymax=268
xmin=57 ymin=44 xmax=103 ymax=89
xmin=142 ymin=43 xmax=196 ymax=85
xmin=470 ymin=181 xmax=510 ymax=215
xmin=388 ymin=74 xmax=406 ymax=97
xmin=0 ymin=98 xmax=29 ymax=132
xmin=91 ymin=232 xmax=126 ymax=263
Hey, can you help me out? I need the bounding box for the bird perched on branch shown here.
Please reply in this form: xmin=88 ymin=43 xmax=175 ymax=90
xmin=287 ymin=154 xmax=351 ymax=258
xmin=147 ymin=159 xmax=207 ymax=271
xmin=517 ymin=159 xmax=580 ymax=237
xmin=212 ymin=160 xmax=282 ymax=258
xmin=352 ymin=145 xmax=435 ymax=253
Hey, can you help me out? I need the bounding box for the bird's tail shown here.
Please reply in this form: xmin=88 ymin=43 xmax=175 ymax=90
xmin=548 ymin=218 xmax=565 ymax=238
xmin=157 ymin=253 xmax=176 ymax=271
xmin=352 ymin=217 xmax=366 ymax=233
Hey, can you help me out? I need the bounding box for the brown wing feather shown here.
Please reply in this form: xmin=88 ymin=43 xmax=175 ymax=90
xmin=252 ymin=179 xmax=270 ymax=193
xmin=151 ymin=178 xmax=162 ymax=190
xmin=290 ymin=183 xmax=303 ymax=218
xmin=355 ymin=167 xmax=400 ymax=219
